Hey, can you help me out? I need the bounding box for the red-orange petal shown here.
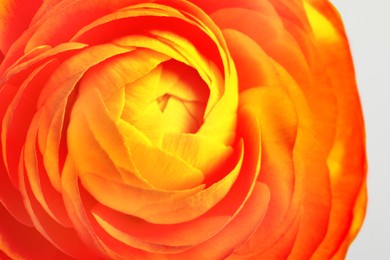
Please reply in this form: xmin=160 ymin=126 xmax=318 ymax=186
xmin=0 ymin=0 xmax=43 ymax=53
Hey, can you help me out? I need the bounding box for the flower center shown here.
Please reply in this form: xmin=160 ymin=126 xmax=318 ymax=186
xmin=76 ymin=49 xmax=210 ymax=146
xmin=120 ymin=59 xmax=210 ymax=145
xmin=66 ymin=2 xmax=239 ymax=190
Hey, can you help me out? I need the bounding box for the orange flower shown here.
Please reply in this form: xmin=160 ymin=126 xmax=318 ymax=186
xmin=0 ymin=0 xmax=366 ymax=259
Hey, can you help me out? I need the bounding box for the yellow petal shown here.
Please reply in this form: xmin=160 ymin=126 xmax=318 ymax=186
xmin=162 ymin=133 xmax=233 ymax=180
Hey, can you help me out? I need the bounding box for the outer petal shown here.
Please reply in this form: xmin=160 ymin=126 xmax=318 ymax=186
xmin=231 ymin=55 xmax=333 ymax=259
xmin=0 ymin=203 xmax=70 ymax=259
xmin=303 ymin=1 xmax=367 ymax=258
xmin=211 ymin=2 xmax=338 ymax=156
xmin=0 ymin=0 xmax=43 ymax=52
xmin=171 ymin=182 xmax=270 ymax=260
xmin=0 ymin=44 xmax=87 ymax=238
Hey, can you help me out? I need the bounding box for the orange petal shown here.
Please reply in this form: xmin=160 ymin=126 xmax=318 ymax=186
xmin=0 ymin=202 xmax=69 ymax=259
xmin=192 ymin=0 xmax=277 ymax=15
xmin=0 ymin=0 xmax=43 ymax=52
xmin=70 ymin=86 xmax=206 ymax=190
xmin=173 ymin=182 xmax=270 ymax=259
xmin=23 ymin=109 xmax=72 ymax=227
xmin=89 ymin=138 xmax=255 ymax=254
xmin=211 ymin=6 xmax=311 ymax=88
xmin=234 ymin=86 xmax=300 ymax=256
xmin=17 ymin=154 xmax=97 ymax=259
xmin=304 ymin=1 xmax=367 ymax=258
xmin=234 ymin=54 xmax=335 ymax=257
xmin=1 ymin=43 xmax=86 ymax=188
xmin=33 ymin=43 xmax=133 ymax=185
xmin=271 ymin=0 xmax=339 ymax=155
xmin=0 ymin=157 xmax=32 ymax=227
xmin=90 ymin=203 xmax=230 ymax=250
xmin=2 ymin=59 xmax=59 ymax=189
xmin=162 ymin=133 xmax=233 ymax=180
xmin=61 ymin=157 xmax=109 ymax=258
xmin=69 ymin=131 xmax=243 ymax=223
xmin=67 ymin=89 xmax=142 ymax=186
xmin=212 ymin=5 xmax=339 ymax=156
xmin=222 ymin=28 xmax=281 ymax=91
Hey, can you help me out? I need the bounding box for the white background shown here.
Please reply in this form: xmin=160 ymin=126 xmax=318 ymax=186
xmin=330 ymin=0 xmax=390 ymax=259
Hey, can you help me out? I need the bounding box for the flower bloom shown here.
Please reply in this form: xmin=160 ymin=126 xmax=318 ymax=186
xmin=0 ymin=0 xmax=366 ymax=259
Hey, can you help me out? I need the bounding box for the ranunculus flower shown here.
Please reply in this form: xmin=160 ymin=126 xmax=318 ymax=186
xmin=0 ymin=0 xmax=366 ymax=259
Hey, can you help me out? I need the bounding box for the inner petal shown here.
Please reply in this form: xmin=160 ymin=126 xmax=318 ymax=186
xmin=121 ymin=59 xmax=210 ymax=145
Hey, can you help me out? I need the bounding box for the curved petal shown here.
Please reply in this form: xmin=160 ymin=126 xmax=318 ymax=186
xmin=0 ymin=202 xmax=70 ymax=259
xmin=233 ymin=59 xmax=332 ymax=258
xmin=18 ymin=152 xmax=96 ymax=259
xmin=0 ymin=0 xmax=43 ymax=52
xmin=172 ymin=182 xmax=270 ymax=260
xmin=304 ymin=1 xmax=367 ymax=258
xmin=234 ymin=86 xmax=300 ymax=256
